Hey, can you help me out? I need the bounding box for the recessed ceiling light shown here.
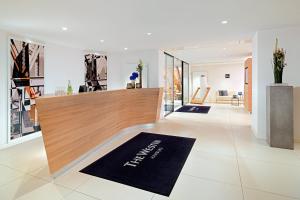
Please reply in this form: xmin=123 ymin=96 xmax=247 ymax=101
xmin=146 ymin=32 xmax=152 ymax=36
xmin=100 ymin=40 xmax=104 ymax=43
xmin=62 ymin=27 xmax=68 ymax=31
xmin=124 ymin=47 xmax=128 ymax=50
xmin=221 ymin=20 xmax=228 ymax=24
xmin=223 ymin=47 xmax=227 ymax=50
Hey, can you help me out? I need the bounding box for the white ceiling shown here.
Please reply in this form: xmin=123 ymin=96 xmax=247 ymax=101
xmin=165 ymin=39 xmax=252 ymax=64
xmin=1 ymin=0 xmax=300 ymax=63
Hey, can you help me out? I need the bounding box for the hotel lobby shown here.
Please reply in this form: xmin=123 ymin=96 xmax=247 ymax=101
xmin=1 ymin=1 xmax=300 ymax=200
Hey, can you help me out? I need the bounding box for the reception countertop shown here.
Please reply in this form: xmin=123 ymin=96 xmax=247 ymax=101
xmin=36 ymin=88 xmax=163 ymax=174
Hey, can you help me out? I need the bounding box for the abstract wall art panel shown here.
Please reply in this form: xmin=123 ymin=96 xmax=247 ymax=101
xmin=10 ymin=39 xmax=45 ymax=140
xmin=84 ymin=54 xmax=107 ymax=90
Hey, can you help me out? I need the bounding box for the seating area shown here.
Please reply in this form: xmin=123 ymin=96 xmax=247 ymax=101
xmin=216 ymin=90 xmax=234 ymax=103
xmin=215 ymin=90 xmax=243 ymax=105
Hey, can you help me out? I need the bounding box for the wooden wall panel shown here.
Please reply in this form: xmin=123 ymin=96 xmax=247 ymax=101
xmin=244 ymin=58 xmax=252 ymax=113
xmin=36 ymin=88 xmax=163 ymax=174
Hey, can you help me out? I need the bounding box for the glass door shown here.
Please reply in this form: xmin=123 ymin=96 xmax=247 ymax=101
xmin=174 ymin=58 xmax=183 ymax=110
xmin=164 ymin=54 xmax=174 ymax=116
xmin=183 ymin=62 xmax=189 ymax=105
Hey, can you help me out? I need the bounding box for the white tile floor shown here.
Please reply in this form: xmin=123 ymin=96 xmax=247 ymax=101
xmin=1 ymin=104 xmax=300 ymax=200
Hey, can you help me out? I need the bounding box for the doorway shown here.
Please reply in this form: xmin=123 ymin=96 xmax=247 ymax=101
xmin=164 ymin=53 xmax=189 ymax=116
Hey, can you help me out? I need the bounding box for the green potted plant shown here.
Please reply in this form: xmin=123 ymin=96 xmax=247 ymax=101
xmin=136 ymin=59 xmax=144 ymax=88
xmin=273 ymin=38 xmax=287 ymax=84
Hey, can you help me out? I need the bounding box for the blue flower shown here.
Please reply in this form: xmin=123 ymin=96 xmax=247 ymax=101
xmin=132 ymin=72 xmax=139 ymax=78
xmin=130 ymin=75 xmax=136 ymax=80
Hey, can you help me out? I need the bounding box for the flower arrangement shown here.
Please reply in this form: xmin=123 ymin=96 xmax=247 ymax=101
xmin=273 ymin=38 xmax=287 ymax=84
xmin=130 ymin=72 xmax=139 ymax=81
xmin=136 ymin=59 xmax=144 ymax=88
xmin=128 ymin=72 xmax=139 ymax=89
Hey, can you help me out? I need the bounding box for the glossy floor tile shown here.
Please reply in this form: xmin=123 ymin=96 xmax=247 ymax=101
xmin=182 ymin=150 xmax=240 ymax=185
xmin=244 ymin=188 xmax=299 ymax=200
xmin=0 ymin=165 xmax=25 ymax=187
xmin=75 ymin=176 xmax=154 ymax=200
xmin=153 ymin=175 xmax=243 ymax=200
xmin=15 ymin=181 xmax=72 ymax=200
xmin=239 ymin=158 xmax=300 ymax=199
xmin=0 ymin=175 xmax=52 ymax=200
xmin=0 ymin=104 xmax=300 ymax=200
xmin=64 ymin=191 xmax=100 ymax=200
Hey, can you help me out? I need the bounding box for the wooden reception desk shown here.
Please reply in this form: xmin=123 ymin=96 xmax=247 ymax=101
xmin=36 ymin=88 xmax=163 ymax=174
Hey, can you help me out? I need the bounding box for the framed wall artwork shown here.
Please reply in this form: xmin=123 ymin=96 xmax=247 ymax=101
xmin=84 ymin=54 xmax=107 ymax=91
xmin=9 ymin=39 xmax=45 ymax=140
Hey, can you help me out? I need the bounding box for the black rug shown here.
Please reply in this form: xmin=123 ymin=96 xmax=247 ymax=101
xmin=175 ymin=105 xmax=211 ymax=113
xmin=80 ymin=132 xmax=195 ymax=196
xmin=164 ymin=104 xmax=174 ymax=112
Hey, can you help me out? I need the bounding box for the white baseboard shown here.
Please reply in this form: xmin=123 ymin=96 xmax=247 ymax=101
xmin=0 ymin=131 xmax=42 ymax=150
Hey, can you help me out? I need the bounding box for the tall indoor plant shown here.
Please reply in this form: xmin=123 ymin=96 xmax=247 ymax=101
xmin=273 ymin=38 xmax=287 ymax=84
xmin=136 ymin=59 xmax=144 ymax=88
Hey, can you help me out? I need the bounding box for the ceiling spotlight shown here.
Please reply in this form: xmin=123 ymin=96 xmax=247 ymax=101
xmin=124 ymin=47 xmax=128 ymax=50
xmin=100 ymin=40 xmax=104 ymax=43
xmin=223 ymin=47 xmax=227 ymax=50
xmin=62 ymin=27 xmax=68 ymax=31
xmin=221 ymin=20 xmax=228 ymax=24
xmin=146 ymin=32 xmax=152 ymax=36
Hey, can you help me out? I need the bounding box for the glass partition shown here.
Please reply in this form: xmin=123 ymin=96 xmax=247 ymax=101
xmin=174 ymin=58 xmax=183 ymax=110
xmin=164 ymin=53 xmax=189 ymax=116
xmin=164 ymin=54 xmax=174 ymax=116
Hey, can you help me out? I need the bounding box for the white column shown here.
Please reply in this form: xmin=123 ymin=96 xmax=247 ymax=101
xmin=0 ymin=30 xmax=8 ymax=146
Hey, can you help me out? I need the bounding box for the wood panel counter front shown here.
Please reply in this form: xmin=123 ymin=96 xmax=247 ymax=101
xmin=36 ymin=88 xmax=163 ymax=174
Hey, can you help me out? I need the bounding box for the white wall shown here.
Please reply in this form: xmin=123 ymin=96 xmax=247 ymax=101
xmin=44 ymin=43 xmax=85 ymax=94
xmin=158 ymin=50 xmax=165 ymax=88
xmin=107 ymin=50 xmax=166 ymax=119
xmin=45 ymin=47 xmax=165 ymax=93
xmin=252 ymin=33 xmax=259 ymax=136
xmin=106 ymin=53 xmax=123 ymax=90
xmin=0 ymin=30 xmax=88 ymax=147
xmin=107 ymin=50 xmax=162 ymax=90
xmin=191 ymin=63 xmax=244 ymax=102
xmin=0 ymin=29 xmax=165 ymax=147
xmin=252 ymin=27 xmax=300 ymax=139
xmin=0 ymin=30 xmax=8 ymax=145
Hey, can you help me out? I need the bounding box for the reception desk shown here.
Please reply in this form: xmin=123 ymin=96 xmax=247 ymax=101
xmin=36 ymin=88 xmax=163 ymax=174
